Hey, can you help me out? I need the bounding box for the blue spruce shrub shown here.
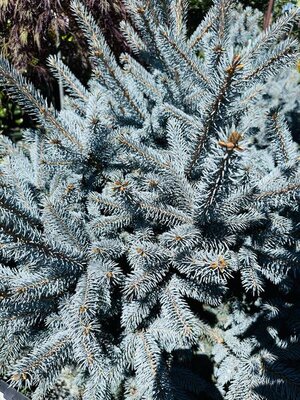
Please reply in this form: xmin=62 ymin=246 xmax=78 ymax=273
xmin=0 ymin=0 xmax=299 ymax=399
xmin=212 ymin=296 xmax=300 ymax=399
xmin=224 ymin=4 xmax=300 ymax=143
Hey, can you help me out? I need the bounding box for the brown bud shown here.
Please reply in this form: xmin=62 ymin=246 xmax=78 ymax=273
xmin=148 ymin=179 xmax=158 ymax=188
xmin=137 ymin=6 xmax=146 ymax=14
xmin=92 ymin=247 xmax=103 ymax=254
xmin=136 ymin=247 xmax=146 ymax=257
xmin=112 ymin=180 xmax=129 ymax=192
xmin=49 ymin=138 xmax=61 ymax=145
xmin=94 ymin=50 xmax=103 ymax=57
xmin=210 ymin=261 xmax=218 ymax=270
xmin=228 ymin=130 xmax=243 ymax=144
xmin=79 ymin=305 xmax=88 ymax=314
xmin=83 ymin=325 xmax=92 ymax=336
xmin=174 ymin=235 xmax=182 ymax=241
xmin=65 ymin=183 xmax=75 ymax=194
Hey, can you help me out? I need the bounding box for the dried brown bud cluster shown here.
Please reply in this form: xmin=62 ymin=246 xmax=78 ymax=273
xmin=225 ymin=54 xmax=244 ymax=74
xmin=112 ymin=180 xmax=129 ymax=192
xmin=218 ymin=130 xmax=244 ymax=152
xmin=136 ymin=247 xmax=146 ymax=257
xmin=210 ymin=255 xmax=228 ymax=273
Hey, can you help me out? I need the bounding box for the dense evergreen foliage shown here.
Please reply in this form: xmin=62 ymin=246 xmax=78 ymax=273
xmin=0 ymin=1 xmax=299 ymax=399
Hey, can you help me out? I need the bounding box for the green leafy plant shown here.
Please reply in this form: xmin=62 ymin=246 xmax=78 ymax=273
xmin=0 ymin=91 xmax=24 ymax=140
